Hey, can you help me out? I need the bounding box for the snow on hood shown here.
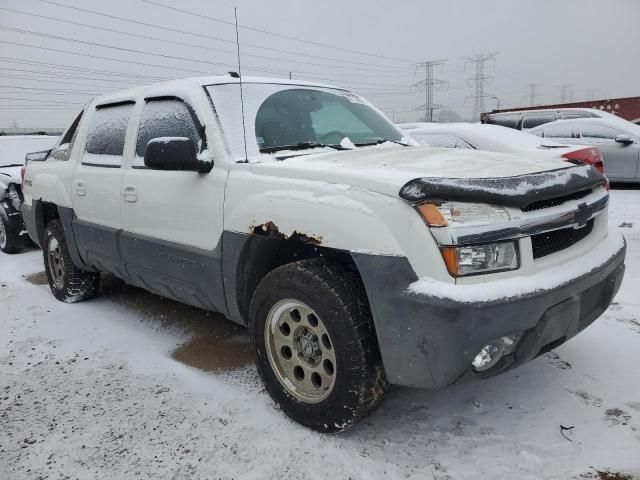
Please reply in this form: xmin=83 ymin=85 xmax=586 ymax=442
xmin=250 ymin=145 xmax=573 ymax=198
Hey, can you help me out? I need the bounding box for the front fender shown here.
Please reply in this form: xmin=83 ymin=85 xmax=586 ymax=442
xmin=225 ymin=170 xmax=409 ymax=255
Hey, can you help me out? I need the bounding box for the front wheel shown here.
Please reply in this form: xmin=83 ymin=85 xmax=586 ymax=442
xmin=43 ymin=219 xmax=100 ymax=303
xmin=250 ymin=259 xmax=388 ymax=433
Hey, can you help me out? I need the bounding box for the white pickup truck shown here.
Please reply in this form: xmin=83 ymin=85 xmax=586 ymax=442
xmin=21 ymin=76 xmax=625 ymax=432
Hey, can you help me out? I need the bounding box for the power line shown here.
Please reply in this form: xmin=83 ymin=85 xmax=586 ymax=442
xmin=1 ymin=70 xmax=147 ymax=88
xmin=0 ymin=40 xmax=218 ymax=76
xmin=0 ymin=56 xmax=170 ymax=81
xmin=32 ymin=0 xmax=412 ymax=70
xmin=140 ymin=0 xmax=417 ymax=63
xmin=0 ymin=85 xmax=98 ymax=95
xmin=0 ymin=96 xmax=85 ymax=105
xmin=0 ymin=6 xmax=411 ymax=74
xmin=412 ymin=60 xmax=448 ymax=122
xmin=464 ymin=52 xmax=498 ymax=121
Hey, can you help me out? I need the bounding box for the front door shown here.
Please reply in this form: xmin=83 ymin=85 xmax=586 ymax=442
xmin=576 ymin=121 xmax=639 ymax=181
xmin=120 ymin=96 xmax=228 ymax=312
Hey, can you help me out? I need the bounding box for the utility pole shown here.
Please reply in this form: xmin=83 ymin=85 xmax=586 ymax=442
xmin=412 ymin=60 xmax=448 ymax=122
xmin=464 ymin=52 xmax=498 ymax=121
xmin=558 ymin=84 xmax=573 ymax=103
xmin=526 ymin=83 xmax=540 ymax=106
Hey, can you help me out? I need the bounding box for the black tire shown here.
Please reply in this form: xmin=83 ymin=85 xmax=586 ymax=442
xmin=0 ymin=203 xmax=24 ymax=254
xmin=249 ymin=259 xmax=388 ymax=433
xmin=43 ymin=219 xmax=100 ymax=303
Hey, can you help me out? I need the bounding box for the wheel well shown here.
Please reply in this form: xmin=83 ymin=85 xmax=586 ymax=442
xmin=35 ymin=201 xmax=60 ymax=245
xmin=235 ymin=237 xmax=362 ymax=324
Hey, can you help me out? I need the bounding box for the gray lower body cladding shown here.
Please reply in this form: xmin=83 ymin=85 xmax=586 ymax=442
xmin=353 ymin=244 xmax=625 ymax=389
xmin=22 ymin=202 xmax=626 ymax=391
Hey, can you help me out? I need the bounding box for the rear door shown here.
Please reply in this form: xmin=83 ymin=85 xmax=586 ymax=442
xmin=71 ymin=101 xmax=134 ymax=272
xmin=120 ymin=94 xmax=228 ymax=312
xmin=575 ymin=121 xmax=639 ymax=180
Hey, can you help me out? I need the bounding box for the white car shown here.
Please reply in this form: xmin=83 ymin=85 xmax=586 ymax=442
xmin=483 ymin=107 xmax=621 ymax=130
xmin=0 ymin=135 xmax=58 ymax=253
xmin=399 ymin=123 xmax=604 ymax=172
xmin=22 ymin=76 xmax=625 ymax=432
xmin=530 ymin=117 xmax=640 ymax=183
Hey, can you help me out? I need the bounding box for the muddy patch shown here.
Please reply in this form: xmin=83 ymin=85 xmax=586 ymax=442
xmin=99 ymin=274 xmax=254 ymax=371
xmin=173 ymin=331 xmax=253 ymax=372
xmin=24 ymin=270 xmax=48 ymax=285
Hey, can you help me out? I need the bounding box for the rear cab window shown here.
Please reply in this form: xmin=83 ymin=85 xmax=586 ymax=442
xmin=134 ymin=97 xmax=204 ymax=168
xmin=83 ymin=101 xmax=135 ymax=168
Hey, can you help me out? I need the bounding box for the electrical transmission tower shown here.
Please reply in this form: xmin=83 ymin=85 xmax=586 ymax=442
xmin=412 ymin=60 xmax=448 ymax=122
xmin=558 ymin=84 xmax=574 ymax=103
xmin=526 ymin=83 xmax=540 ymax=106
xmin=464 ymin=52 xmax=498 ymax=121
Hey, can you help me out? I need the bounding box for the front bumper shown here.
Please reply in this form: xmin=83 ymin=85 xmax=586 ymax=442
xmin=352 ymin=239 xmax=625 ymax=389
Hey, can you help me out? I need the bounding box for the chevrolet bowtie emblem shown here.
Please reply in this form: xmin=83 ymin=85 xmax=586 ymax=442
xmin=575 ymin=202 xmax=591 ymax=228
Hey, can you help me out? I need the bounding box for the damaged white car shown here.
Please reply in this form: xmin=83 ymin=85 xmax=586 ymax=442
xmin=0 ymin=135 xmax=57 ymax=253
xmin=21 ymin=76 xmax=625 ymax=432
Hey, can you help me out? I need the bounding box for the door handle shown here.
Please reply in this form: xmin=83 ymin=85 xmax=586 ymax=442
xmin=122 ymin=185 xmax=138 ymax=203
xmin=74 ymin=180 xmax=86 ymax=196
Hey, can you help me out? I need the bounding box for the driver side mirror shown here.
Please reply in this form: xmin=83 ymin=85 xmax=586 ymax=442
xmin=615 ymin=134 xmax=634 ymax=145
xmin=144 ymin=137 xmax=212 ymax=173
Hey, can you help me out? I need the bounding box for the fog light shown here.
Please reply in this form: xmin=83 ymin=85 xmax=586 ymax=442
xmin=472 ymin=334 xmax=521 ymax=372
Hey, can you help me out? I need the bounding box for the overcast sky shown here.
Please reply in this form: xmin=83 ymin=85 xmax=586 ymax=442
xmin=1 ymin=0 xmax=639 ymax=129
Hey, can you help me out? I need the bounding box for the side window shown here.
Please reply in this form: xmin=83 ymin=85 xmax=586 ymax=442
xmin=134 ymin=98 xmax=202 ymax=167
xmin=49 ymin=110 xmax=83 ymax=161
xmin=522 ymin=114 xmax=556 ymax=129
xmin=579 ymin=123 xmax=621 ymax=140
xmin=486 ymin=114 xmax=519 ymax=129
xmin=84 ymin=102 xmax=134 ymax=167
xmin=541 ymin=122 xmax=574 ymax=138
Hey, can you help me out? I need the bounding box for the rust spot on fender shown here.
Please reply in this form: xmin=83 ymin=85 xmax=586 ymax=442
xmin=249 ymin=221 xmax=322 ymax=245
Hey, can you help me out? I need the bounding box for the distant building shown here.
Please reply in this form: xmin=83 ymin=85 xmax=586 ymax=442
xmin=485 ymin=96 xmax=640 ymax=124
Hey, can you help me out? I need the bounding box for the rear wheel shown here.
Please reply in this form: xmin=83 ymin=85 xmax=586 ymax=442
xmin=250 ymin=259 xmax=388 ymax=433
xmin=43 ymin=219 xmax=100 ymax=303
xmin=0 ymin=203 xmax=24 ymax=254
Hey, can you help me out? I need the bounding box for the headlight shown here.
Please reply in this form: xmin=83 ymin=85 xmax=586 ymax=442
xmin=441 ymin=241 xmax=519 ymax=277
xmin=417 ymin=202 xmax=511 ymax=227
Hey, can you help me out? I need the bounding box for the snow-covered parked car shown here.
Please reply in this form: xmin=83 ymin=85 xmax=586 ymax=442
xmin=399 ymin=122 xmax=605 ymax=173
xmin=0 ymin=135 xmax=58 ymax=253
xmin=21 ymin=76 xmax=626 ymax=432
xmin=530 ymin=117 xmax=640 ymax=183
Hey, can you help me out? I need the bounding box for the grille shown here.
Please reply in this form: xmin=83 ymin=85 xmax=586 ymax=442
xmin=531 ymin=219 xmax=594 ymax=259
xmin=522 ymin=189 xmax=591 ymax=212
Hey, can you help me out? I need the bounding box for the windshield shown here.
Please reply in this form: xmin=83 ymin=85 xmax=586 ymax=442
xmin=206 ymin=83 xmax=405 ymax=160
xmin=254 ymin=89 xmax=402 ymax=152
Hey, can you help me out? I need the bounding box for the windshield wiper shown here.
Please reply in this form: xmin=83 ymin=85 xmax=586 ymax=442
xmin=354 ymin=139 xmax=410 ymax=147
xmin=260 ymin=142 xmax=349 ymax=154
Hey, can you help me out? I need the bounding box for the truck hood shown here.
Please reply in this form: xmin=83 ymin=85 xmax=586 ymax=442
xmin=251 ymin=145 xmax=583 ymax=198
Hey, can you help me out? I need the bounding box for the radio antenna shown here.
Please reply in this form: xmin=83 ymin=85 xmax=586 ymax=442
xmin=234 ymin=7 xmax=249 ymax=163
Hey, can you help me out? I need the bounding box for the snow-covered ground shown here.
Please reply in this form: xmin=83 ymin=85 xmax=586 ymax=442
xmin=1 ymin=189 xmax=639 ymax=480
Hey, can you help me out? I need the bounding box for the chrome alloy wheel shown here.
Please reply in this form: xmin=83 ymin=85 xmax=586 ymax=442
xmin=47 ymin=237 xmax=65 ymax=289
xmin=264 ymin=300 xmax=337 ymax=403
